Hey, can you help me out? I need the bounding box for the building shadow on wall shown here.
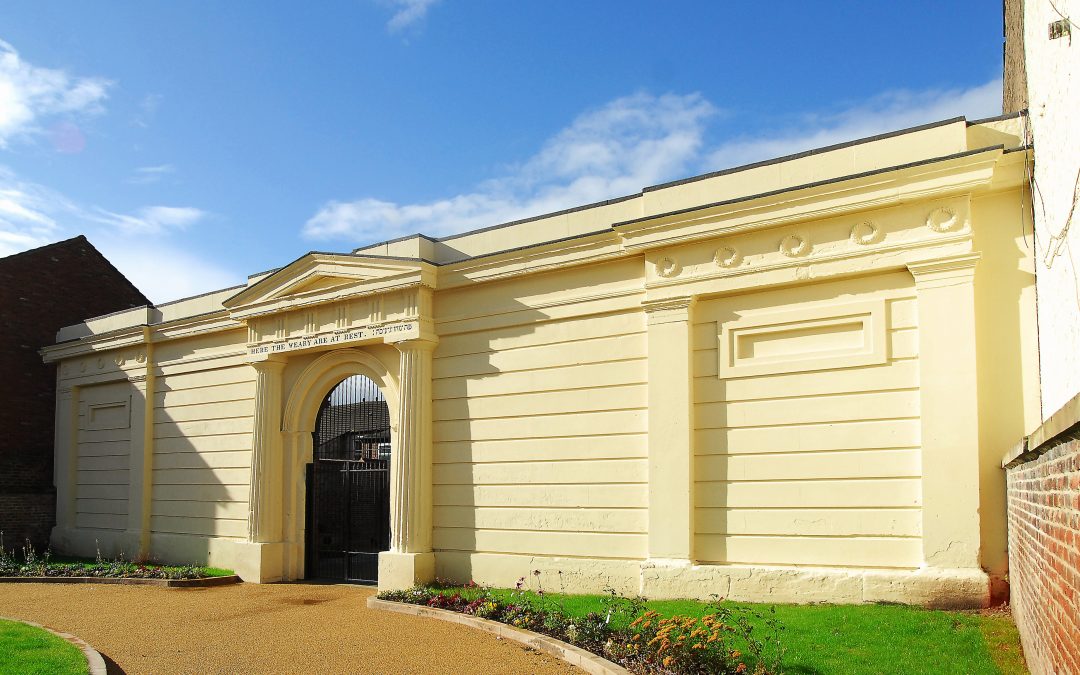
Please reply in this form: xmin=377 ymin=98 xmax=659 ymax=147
xmin=427 ymin=263 xmax=648 ymax=586
xmin=143 ymin=367 xmax=245 ymax=572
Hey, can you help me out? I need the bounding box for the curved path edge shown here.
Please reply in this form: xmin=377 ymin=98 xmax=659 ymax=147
xmin=367 ymin=597 xmax=630 ymax=675
xmin=0 ymin=574 xmax=240 ymax=587
xmin=1 ymin=616 xmax=107 ymax=675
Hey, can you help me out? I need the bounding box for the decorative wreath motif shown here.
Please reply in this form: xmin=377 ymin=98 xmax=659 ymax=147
xmin=926 ymin=207 xmax=960 ymax=233
xmin=714 ymin=244 xmax=742 ymax=269
xmin=779 ymin=233 xmax=811 ymax=258
xmin=656 ymin=256 xmax=681 ymax=278
xmin=850 ymin=220 xmax=882 ymax=246
xmin=113 ymin=355 xmax=126 ymax=367
xmin=136 ymin=352 xmax=147 ymax=364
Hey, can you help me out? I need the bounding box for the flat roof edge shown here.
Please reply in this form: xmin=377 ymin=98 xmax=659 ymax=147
xmin=613 ymin=144 xmax=1004 ymax=229
xmin=642 ymin=116 xmax=968 ymax=194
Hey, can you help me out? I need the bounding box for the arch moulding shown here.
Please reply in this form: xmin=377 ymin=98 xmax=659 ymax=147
xmin=283 ymin=347 xmax=400 ymax=435
xmin=279 ymin=347 xmax=401 ymax=581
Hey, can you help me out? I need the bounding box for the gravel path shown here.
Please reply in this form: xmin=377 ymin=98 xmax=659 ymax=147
xmin=0 ymin=582 xmax=576 ymax=674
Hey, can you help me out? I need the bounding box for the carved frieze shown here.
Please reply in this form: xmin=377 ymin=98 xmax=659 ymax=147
xmin=779 ymin=233 xmax=811 ymax=258
xmin=656 ymin=256 xmax=681 ymax=278
xmin=642 ymin=199 xmax=972 ymax=292
xmin=926 ymin=207 xmax=961 ymax=233
xmin=850 ymin=220 xmax=882 ymax=246
xmin=713 ymin=244 xmax=742 ymax=268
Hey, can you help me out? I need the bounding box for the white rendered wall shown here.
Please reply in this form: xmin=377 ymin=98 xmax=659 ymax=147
xmin=1026 ymin=0 xmax=1080 ymax=419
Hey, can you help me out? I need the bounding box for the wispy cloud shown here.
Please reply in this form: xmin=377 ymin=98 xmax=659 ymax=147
xmin=304 ymin=92 xmax=718 ymax=241
xmin=132 ymin=93 xmax=162 ymax=128
xmin=706 ymin=79 xmax=1003 ymax=169
xmin=0 ymin=165 xmax=235 ymax=301
xmin=0 ymin=39 xmax=111 ymax=148
xmin=90 ymin=204 xmax=205 ymax=234
xmin=384 ymin=0 xmax=439 ymax=32
xmin=0 ymin=166 xmax=67 ymax=254
xmin=127 ymin=163 xmax=175 ymax=185
xmin=0 ymin=40 xmax=238 ymax=303
xmin=303 ymin=80 xmax=1002 ymax=246
xmin=93 ymin=240 xmax=240 ymax=302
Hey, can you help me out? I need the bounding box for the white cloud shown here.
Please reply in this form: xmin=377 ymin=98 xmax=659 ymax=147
xmin=0 ymin=166 xmax=68 ymax=255
xmin=93 ymin=240 xmax=240 ymax=303
xmin=304 ymin=92 xmax=718 ymax=241
xmin=0 ymin=165 xmax=237 ymax=302
xmin=90 ymin=204 xmax=205 ymax=234
xmin=384 ymin=0 xmax=439 ymax=31
xmin=127 ymin=163 xmax=175 ymax=185
xmin=706 ymin=79 xmax=1004 ymax=170
xmin=0 ymin=39 xmax=112 ymax=147
xmin=304 ymin=80 xmax=1003 ymax=247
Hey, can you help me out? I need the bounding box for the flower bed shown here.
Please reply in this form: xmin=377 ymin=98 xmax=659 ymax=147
xmin=0 ymin=538 xmax=232 ymax=581
xmin=378 ymin=572 xmax=784 ymax=675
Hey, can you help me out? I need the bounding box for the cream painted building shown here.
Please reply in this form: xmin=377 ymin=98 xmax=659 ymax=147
xmin=42 ymin=115 xmax=1041 ymax=607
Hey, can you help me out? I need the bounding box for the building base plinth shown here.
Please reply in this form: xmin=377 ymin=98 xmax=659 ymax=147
xmin=641 ymin=561 xmax=990 ymax=607
xmin=378 ymin=551 xmax=435 ymax=591
xmin=227 ymin=540 xmax=286 ymax=583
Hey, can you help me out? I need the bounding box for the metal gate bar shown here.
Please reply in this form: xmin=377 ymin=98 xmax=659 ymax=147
xmin=306 ymin=374 xmax=391 ymax=583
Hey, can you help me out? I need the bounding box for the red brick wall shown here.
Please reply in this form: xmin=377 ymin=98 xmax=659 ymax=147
xmin=1006 ymin=434 xmax=1080 ymax=675
xmin=0 ymin=494 xmax=55 ymax=553
xmin=0 ymin=236 xmax=148 ymax=550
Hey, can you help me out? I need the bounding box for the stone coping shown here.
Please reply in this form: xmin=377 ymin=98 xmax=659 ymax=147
xmin=0 ymin=616 xmax=107 ymax=675
xmin=0 ymin=574 xmax=241 ymax=588
xmin=1003 ymin=391 xmax=1080 ymax=468
xmin=367 ymin=596 xmax=630 ymax=675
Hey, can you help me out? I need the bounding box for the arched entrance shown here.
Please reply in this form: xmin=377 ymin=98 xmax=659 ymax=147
xmin=305 ymin=374 xmax=391 ymax=582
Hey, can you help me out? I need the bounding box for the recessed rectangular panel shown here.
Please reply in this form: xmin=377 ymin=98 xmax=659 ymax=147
xmin=85 ymin=400 xmax=131 ymax=431
xmin=719 ymin=300 xmax=886 ymax=378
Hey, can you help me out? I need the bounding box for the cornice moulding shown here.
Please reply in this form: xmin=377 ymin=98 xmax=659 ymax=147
xmin=613 ymin=148 xmax=1002 ymax=252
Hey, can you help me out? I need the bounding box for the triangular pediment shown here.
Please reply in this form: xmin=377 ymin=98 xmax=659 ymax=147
xmin=271 ymin=271 xmax=374 ymax=298
xmin=223 ymin=252 xmax=435 ymax=319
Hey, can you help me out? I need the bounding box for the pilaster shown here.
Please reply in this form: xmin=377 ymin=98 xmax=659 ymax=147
xmin=643 ymin=295 xmax=697 ymax=563
xmin=379 ymin=337 xmax=437 ymax=590
xmin=52 ymin=383 xmax=78 ymax=533
xmin=908 ymin=253 xmax=983 ymax=570
xmin=125 ymin=353 xmax=155 ymax=557
xmin=248 ymin=357 xmax=287 ymax=544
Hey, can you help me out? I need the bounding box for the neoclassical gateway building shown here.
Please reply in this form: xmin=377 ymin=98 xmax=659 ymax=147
xmin=43 ymin=115 xmax=1040 ymax=607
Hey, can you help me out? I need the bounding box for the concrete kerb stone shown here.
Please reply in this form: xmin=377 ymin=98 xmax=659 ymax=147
xmin=0 ymin=575 xmax=241 ymax=588
xmin=1 ymin=616 xmax=107 ymax=675
xmin=367 ymin=597 xmax=630 ymax=675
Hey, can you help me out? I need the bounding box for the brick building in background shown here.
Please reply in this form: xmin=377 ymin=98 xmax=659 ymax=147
xmin=0 ymin=236 xmax=148 ymax=551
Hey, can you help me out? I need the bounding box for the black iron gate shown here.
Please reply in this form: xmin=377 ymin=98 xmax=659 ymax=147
xmin=305 ymin=375 xmax=391 ymax=583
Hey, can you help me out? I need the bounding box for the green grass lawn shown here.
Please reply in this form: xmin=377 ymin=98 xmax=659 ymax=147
xmin=437 ymin=586 xmax=1027 ymax=675
xmin=46 ymin=555 xmax=235 ymax=578
xmin=0 ymin=619 xmax=87 ymax=675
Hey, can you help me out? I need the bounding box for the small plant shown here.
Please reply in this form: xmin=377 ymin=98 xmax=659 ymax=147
xmin=377 ymin=572 xmax=786 ymax=675
xmin=0 ymin=538 xmax=226 ymax=581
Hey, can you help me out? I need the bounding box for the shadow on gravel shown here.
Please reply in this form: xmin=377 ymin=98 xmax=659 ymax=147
xmin=102 ymin=652 xmax=127 ymax=674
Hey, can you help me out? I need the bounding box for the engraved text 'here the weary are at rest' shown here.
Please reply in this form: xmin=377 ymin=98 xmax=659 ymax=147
xmin=248 ymin=321 xmax=417 ymax=355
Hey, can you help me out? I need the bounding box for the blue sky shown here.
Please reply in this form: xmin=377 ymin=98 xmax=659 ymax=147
xmin=1 ymin=1 xmax=1005 ymax=302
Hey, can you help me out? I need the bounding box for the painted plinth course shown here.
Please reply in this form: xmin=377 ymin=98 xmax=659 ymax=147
xmin=42 ymin=114 xmax=1042 ymax=607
